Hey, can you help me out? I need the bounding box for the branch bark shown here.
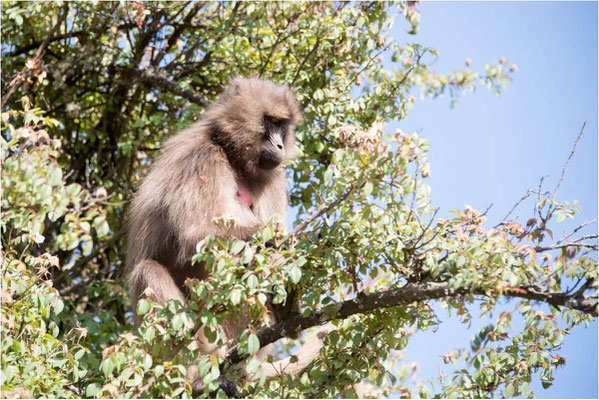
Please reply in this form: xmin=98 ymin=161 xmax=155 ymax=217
xmin=136 ymin=69 xmax=209 ymax=107
xmin=4 ymin=31 xmax=86 ymax=57
xmin=224 ymin=280 xmax=598 ymax=366
xmin=3 ymin=23 xmax=140 ymax=58
xmin=535 ymin=234 xmax=598 ymax=252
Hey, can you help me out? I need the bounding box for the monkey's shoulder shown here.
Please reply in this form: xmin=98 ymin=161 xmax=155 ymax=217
xmin=156 ymin=127 xmax=231 ymax=176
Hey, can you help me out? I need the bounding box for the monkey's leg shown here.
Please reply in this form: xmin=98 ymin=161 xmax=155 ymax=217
xmin=129 ymin=259 xmax=186 ymax=310
xmin=129 ymin=260 xmax=238 ymax=398
xmin=258 ymin=323 xmax=335 ymax=378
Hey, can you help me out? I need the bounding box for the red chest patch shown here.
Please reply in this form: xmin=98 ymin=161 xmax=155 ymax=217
xmin=236 ymin=183 xmax=253 ymax=207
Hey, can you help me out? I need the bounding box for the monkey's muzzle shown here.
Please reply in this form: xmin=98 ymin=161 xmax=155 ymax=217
xmin=259 ymin=151 xmax=284 ymax=169
xmin=259 ymin=132 xmax=285 ymax=170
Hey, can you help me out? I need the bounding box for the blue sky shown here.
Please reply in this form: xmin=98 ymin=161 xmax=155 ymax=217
xmin=389 ymin=2 xmax=597 ymax=398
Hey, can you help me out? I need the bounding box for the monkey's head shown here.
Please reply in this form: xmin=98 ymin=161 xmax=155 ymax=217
xmin=206 ymin=77 xmax=301 ymax=180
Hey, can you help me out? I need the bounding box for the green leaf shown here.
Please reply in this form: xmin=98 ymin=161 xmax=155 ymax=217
xmin=247 ymin=274 xmax=258 ymax=290
xmin=528 ymin=352 xmax=539 ymax=365
xmin=39 ymin=184 xmax=52 ymax=201
xmin=504 ymin=383 xmax=515 ymax=397
xmin=66 ymin=183 xmax=81 ymax=196
xmin=82 ymin=240 xmax=92 ymax=255
xmin=74 ymin=348 xmax=86 ymax=360
xmin=80 ymin=221 xmax=91 ymax=233
xmin=86 ymin=383 xmax=101 ymax=397
xmin=240 ymin=245 xmax=254 ymax=264
xmin=257 ymin=292 xmax=267 ymax=305
xmin=142 ymin=354 xmax=153 ymax=370
xmin=231 ymin=290 xmax=241 ymax=305
xmin=137 ymin=299 xmax=150 ymax=315
xmin=247 ymin=333 xmax=260 ymax=355
xmin=48 ymin=206 xmax=65 ymax=222
xmin=230 ymin=240 xmax=245 ymax=255
xmin=53 ymin=299 xmax=64 ymax=315
xmin=97 ymin=220 xmax=109 ymax=237
xmin=144 ymin=326 xmax=155 ymax=341
xmin=172 ymin=314 xmax=185 ymax=330
xmin=101 ymin=358 xmax=115 ymax=377
xmin=49 ymin=168 xmax=63 ymax=186
xmin=542 ymin=381 xmax=553 ymax=389
xmin=290 ymin=266 xmax=302 ymax=284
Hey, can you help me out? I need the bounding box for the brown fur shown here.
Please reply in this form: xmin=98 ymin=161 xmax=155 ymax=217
xmin=127 ymin=78 xmax=299 ymax=279
xmin=126 ymin=78 xmax=332 ymax=395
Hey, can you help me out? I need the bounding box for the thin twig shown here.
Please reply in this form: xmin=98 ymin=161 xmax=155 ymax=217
xmin=2 ymin=5 xmax=67 ymax=108
xmin=556 ymin=217 xmax=598 ymax=245
xmin=135 ymin=69 xmax=209 ymax=107
xmin=535 ymin=235 xmax=598 ymax=252
xmin=499 ymin=189 xmax=534 ymax=225
xmin=290 ymin=188 xmax=355 ymax=237
xmin=551 ymin=120 xmax=587 ymax=203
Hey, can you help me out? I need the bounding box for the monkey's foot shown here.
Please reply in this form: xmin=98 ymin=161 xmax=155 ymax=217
xmin=191 ymin=375 xmax=239 ymax=398
xmin=213 ymin=376 xmax=240 ymax=398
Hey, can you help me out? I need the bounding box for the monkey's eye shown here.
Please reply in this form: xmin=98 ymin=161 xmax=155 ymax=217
xmin=265 ymin=115 xmax=284 ymax=126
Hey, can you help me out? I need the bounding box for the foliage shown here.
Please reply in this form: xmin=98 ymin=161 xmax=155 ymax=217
xmin=1 ymin=1 xmax=596 ymax=399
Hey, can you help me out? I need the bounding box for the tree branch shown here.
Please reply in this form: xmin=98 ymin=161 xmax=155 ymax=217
xmin=3 ymin=23 xmax=141 ymax=58
xmin=551 ymin=120 xmax=586 ymax=203
xmin=556 ymin=217 xmax=598 ymax=245
xmin=4 ymin=31 xmax=86 ymax=57
xmin=56 ymin=227 xmax=126 ymax=295
xmin=224 ymin=281 xmax=597 ymax=366
xmin=151 ymin=3 xmax=204 ymax=66
xmin=535 ymin=234 xmax=598 ymax=252
xmin=136 ymin=69 xmax=209 ymax=107
xmin=2 ymin=5 xmax=67 ymax=108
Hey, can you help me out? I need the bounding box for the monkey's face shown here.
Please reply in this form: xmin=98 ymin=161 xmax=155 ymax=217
xmin=208 ymin=78 xmax=301 ymax=178
xmin=258 ymin=114 xmax=289 ymax=170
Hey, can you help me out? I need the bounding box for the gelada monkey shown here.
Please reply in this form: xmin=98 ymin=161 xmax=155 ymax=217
xmin=127 ymin=78 xmax=332 ymax=396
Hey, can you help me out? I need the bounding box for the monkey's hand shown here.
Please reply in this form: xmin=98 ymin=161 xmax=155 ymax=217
xmin=192 ymin=375 xmax=239 ymax=399
xmin=215 ymin=376 xmax=240 ymax=399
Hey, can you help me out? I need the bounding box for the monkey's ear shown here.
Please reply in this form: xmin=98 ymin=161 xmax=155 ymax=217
xmin=222 ymin=77 xmax=244 ymax=100
xmin=230 ymin=81 xmax=242 ymax=96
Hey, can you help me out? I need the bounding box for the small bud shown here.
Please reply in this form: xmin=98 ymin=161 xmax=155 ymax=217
xmin=510 ymin=64 xmax=518 ymax=72
xmin=465 ymin=59 xmax=472 ymax=66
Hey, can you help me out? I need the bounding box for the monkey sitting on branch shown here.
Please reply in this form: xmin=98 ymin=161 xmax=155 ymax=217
xmin=126 ymin=78 xmax=332 ymax=397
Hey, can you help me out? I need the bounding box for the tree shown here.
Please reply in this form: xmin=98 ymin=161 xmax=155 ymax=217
xmin=1 ymin=1 xmax=596 ymax=398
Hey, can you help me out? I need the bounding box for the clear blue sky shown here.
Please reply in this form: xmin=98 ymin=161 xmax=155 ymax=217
xmin=389 ymin=2 xmax=597 ymax=398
